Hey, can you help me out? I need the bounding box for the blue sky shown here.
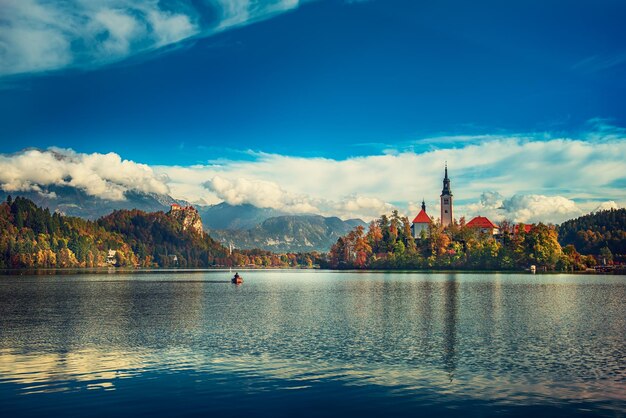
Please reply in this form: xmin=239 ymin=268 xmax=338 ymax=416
xmin=0 ymin=0 xmax=625 ymax=221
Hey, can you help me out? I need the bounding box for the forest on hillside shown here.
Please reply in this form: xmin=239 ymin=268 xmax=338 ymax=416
xmin=557 ymin=208 xmax=626 ymax=260
xmin=0 ymin=196 xmax=318 ymax=269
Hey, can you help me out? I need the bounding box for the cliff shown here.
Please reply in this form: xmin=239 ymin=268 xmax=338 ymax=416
xmin=168 ymin=205 xmax=204 ymax=236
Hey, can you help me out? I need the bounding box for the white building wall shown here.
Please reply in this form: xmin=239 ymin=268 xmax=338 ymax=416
xmin=412 ymin=223 xmax=428 ymax=238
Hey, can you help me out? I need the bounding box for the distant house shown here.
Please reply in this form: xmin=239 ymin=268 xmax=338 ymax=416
xmin=411 ymin=200 xmax=431 ymax=238
xmin=466 ymin=216 xmax=499 ymax=235
xmin=106 ymin=250 xmax=117 ymax=265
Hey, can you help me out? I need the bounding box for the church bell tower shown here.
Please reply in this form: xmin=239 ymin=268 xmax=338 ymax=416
xmin=440 ymin=163 xmax=453 ymax=227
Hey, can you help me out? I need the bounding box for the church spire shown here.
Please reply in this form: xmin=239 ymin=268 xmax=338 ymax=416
xmin=441 ymin=162 xmax=452 ymax=196
xmin=421 ymin=199 xmax=426 ymax=211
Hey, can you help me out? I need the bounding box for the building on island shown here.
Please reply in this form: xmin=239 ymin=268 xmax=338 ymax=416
xmin=411 ymin=199 xmax=431 ymax=238
xmin=411 ymin=164 xmax=499 ymax=236
xmin=440 ymin=164 xmax=453 ymax=227
xmin=466 ymin=216 xmax=499 ymax=235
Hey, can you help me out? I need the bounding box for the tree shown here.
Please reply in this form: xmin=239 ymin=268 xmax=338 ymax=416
xmin=524 ymin=224 xmax=563 ymax=270
xmin=429 ymin=222 xmax=450 ymax=256
xmin=402 ymin=217 xmax=417 ymax=254
xmin=366 ymin=221 xmax=383 ymax=253
xmin=599 ymin=246 xmax=613 ymax=265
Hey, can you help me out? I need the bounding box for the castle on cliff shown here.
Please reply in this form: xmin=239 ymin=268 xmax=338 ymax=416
xmin=169 ymin=204 xmax=204 ymax=236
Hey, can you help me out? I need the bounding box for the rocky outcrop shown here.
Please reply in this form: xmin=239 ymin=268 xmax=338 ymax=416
xmin=168 ymin=205 xmax=204 ymax=236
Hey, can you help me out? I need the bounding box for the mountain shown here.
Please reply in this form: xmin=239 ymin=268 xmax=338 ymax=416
xmin=197 ymin=202 xmax=287 ymax=230
xmin=345 ymin=218 xmax=369 ymax=229
xmin=208 ymin=215 xmax=368 ymax=253
xmin=0 ymin=186 xmax=189 ymax=219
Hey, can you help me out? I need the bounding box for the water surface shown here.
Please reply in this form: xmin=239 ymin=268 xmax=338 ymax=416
xmin=0 ymin=271 xmax=624 ymax=417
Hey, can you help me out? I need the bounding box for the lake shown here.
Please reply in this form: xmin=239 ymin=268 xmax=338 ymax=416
xmin=0 ymin=270 xmax=624 ymax=417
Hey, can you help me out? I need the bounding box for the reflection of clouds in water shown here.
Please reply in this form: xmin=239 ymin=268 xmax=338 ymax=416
xmin=0 ymin=349 xmax=140 ymax=393
xmin=1 ymin=348 xmax=625 ymax=407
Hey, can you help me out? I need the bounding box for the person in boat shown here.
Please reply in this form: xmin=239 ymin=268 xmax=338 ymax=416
xmin=233 ymin=272 xmax=240 ymax=280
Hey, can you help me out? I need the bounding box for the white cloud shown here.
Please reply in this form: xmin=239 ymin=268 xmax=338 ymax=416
xmin=0 ymin=0 xmax=302 ymax=77
xmin=593 ymin=201 xmax=621 ymax=213
xmin=502 ymin=195 xmax=582 ymax=224
xmin=147 ymin=9 xmax=196 ymax=47
xmin=332 ymin=195 xmax=394 ymax=220
xmin=0 ymin=148 xmax=169 ymax=201
xmin=92 ymin=9 xmax=145 ymax=56
xmin=466 ymin=192 xmax=583 ymax=224
xmin=203 ymin=175 xmax=392 ymax=219
xmin=204 ymin=175 xmax=318 ymax=213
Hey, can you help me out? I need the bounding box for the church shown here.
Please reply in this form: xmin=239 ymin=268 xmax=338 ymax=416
xmin=411 ymin=165 xmax=497 ymax=238
xmin=411 ymin=165 xmax=452 ymax=238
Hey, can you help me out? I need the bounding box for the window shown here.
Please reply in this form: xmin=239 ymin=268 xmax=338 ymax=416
xmin=444 ymin=210 xmax=448 ymax=213
xmin=444 ymin=199 xmax=449 ymax=204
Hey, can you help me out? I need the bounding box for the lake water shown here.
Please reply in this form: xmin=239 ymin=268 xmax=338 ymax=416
xmin=0 ymin=270 xmax=624 ymax=417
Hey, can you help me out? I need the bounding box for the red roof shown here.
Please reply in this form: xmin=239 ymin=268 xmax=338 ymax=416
xmin=466 ymin=216 xmax=497 ymax=229
xmin=514 ymin=224 xmax=533 ymax=234
xmin=412 ymin=209 xmax=431 ymax=224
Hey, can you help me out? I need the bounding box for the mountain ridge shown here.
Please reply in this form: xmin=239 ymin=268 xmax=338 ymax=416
xmin=208 ymin=214 xmax=368 ymax=253
xmin=0 ymin=188 xmax=366 ymax=253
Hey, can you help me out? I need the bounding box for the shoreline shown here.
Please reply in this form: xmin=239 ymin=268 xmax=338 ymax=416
xmin=1 ymin=267 xmax=624 ymax=276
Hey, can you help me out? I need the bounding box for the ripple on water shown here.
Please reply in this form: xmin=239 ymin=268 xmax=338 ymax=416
xmin=0 ymin=271 xmax=624 ymax=417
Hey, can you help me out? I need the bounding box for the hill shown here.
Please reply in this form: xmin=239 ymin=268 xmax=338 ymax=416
xmin=0 ymin=196 xmax=316 ymax=269
xmin=209 ymin=215 xmax=368 ymax=253
xmin=557 ymin=208 xmax=626 ymax=257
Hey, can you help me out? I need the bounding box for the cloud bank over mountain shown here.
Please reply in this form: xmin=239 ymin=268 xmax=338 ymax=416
xmin=0 ymin=148 xmax=169 ymax=200
xmin=204 ymin=176 xmax=318 ymax=214
xmin=0 ymin=0 xmax=303 ymax=77
xmin=1 ymin=127 xmax=624 ymax=223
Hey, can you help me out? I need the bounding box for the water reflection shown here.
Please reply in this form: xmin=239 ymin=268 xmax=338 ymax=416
xmin=0 ymin=271 xmax=624 ymax=416
xmin=1 ymin=347 xmax=624 ymax=406
xmin=442 ymin=274 xmax=458 ymax=382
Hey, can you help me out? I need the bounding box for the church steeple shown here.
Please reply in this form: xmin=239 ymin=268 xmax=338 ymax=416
xmin=421 ymin=199 xmax=426 ymax=211
xmin=440 ymin=163 xmax=453 ymax=227
xmin=442 ymin=162 xmax=452 ymax=196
